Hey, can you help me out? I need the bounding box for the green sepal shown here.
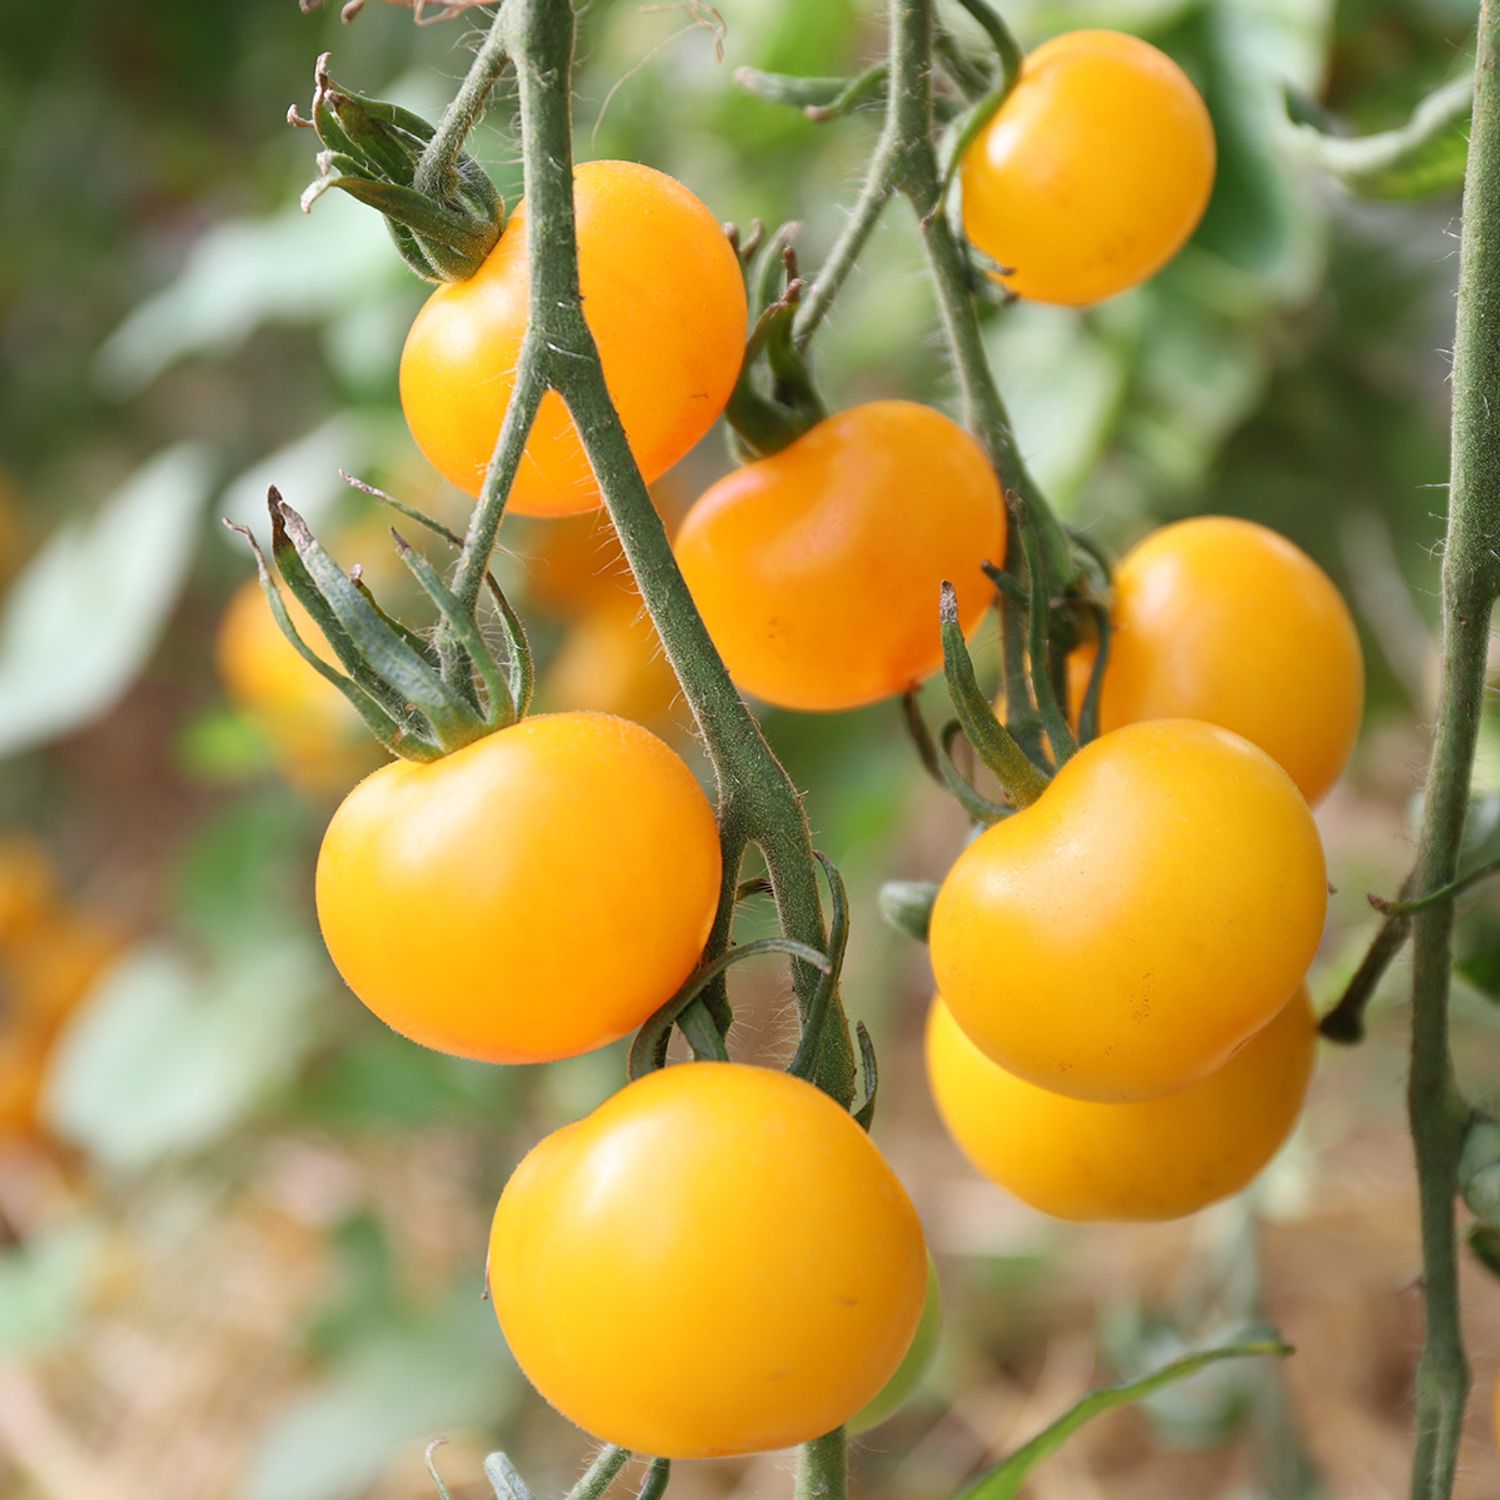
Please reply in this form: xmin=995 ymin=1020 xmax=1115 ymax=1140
xmin=725 ymin=227 xmax=827 ymax=461
xmin=851 ymin=1020 xmax=879 ymax=1131
xmin=940 ymin=583 xmax=1049 ymax=807
xmin=788 ymin=853 xmax=851 ymax=1085
xmin=224 ymin=521 xmax=441 ymax=763
xmin=392 ymin=529 xmax=516 ymax=730
xmin=295 ymin=52 xmax=504 ymax=283
xmin=340 ymin=470 xmax=533 ymax=715
xmin=271 ymin=491 xmax=488 ymax=751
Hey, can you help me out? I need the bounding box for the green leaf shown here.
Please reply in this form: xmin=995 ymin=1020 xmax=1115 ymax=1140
xmin=0 ymin=444 xmax=212 ymax=759
xmin=1283 ymin=73 xmax=1473 ymax=200
xmin=951 ymin=1335 xmax=1293 ymax=1500
xmin=0 ymin=1222 xmax=107 ymax=1358
xmin=42 ymin=940 xmax=324 ymax=1171
xmin=245 ymin=1285 xmax=519 ymax=1500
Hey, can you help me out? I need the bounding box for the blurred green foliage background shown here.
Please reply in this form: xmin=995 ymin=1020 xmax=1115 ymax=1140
xmin=2 ymin=1 xmax=1498 ymax=1498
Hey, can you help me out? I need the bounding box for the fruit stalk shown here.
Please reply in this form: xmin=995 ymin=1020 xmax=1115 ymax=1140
xmin=480 ymin=0 xmax=854 ymax=1105
xmin=1406 ymin=4 xmax=1500 ymax=1495
xmin=796 ymin=1429 xmax=848 ymax=1500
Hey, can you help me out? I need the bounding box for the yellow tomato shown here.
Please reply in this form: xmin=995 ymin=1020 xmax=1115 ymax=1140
xmin=1084 ymin=517 xmax=1363 ymax=805
xmin=489 ymin=1062 xmax=928 ymax=1457
xmin=929 ymin=719 xmax=1326 ymax=1101
xmin=849 ymin=1256 xmax=943 ymax=1432
xmin=960 ymin=30 xmax=1215 ymax=305
xmin=927 ymin=987 xmax=1315 ymax=1221
xmin=400 ymin=161 xmax=747 ymax=516
xmin=674 ymin=401 xmax=1006 ymax=711
xmin=216 ymin=578 xmax=377 ymax=793
xmin=316 ymin=712 xmax=721 ymax=1064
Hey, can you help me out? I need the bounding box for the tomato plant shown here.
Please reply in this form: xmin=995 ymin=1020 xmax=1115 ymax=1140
xmin=929 ymin=720 xmax=1327 ymax=1102
xmin=960 ymin=30 xmax=1215 ymax=306
xmin=927 ymin=987 xmax=1316 ymax=1221
xmin=315 ymin=711 xmax=721 ymax=1063
xmin=211 ymin=0 xmax=1500 ymax=1493
xmin=674 ymin=401 xmax=1005 ymax=711
xmin=400 ymin=160 xmax=747 ymax=515
xmin=488 ymin=1062 xmax=928 ymax=1458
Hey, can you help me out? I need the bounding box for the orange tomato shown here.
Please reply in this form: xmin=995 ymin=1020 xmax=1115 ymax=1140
xmin=1084 ymin=517 xmax=1363 ymax=804
xmin=927 ymin=987 xmax=1316 ymax=1221
xmin=674 ymin=401 xmax=1006 ymax=711
xmin=489 ymin=1062 xmax=928 ymax=1457
xmin=929 ymin=719 xmax=1326 ymax=1102
xmin=960 ymin=30 xmax=1215 ymax=305
xmin=315 ymin=711 xmax=721 ymax=1063
xmin=400 ymin=161 xmax=747 ymax=516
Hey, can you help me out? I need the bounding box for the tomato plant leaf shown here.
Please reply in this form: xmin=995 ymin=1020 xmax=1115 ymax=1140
xmin=0 ymin=444 xmax=212 ymax=760
xmin=1282 ymin=72 xmax=1473 ymax=200
xmin=951 ymin=1334 xmax=1293 ymax=1500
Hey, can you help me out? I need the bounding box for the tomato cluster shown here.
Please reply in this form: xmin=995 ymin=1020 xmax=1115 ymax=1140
xmin=926 ymin=513 xmax=1362 ymax=1220
xmin=286 ymin=17 xmax=1357 ymax=1462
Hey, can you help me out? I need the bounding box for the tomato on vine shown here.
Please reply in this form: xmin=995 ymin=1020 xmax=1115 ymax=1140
xmin=315 ymin=711 xmax=721 ymax=1063
xmin=400 ymin=160 xmax=747 ymax=516
xmin=960 ymin=30 xmax=1215 ymax=306
xmin=674 ymin=401 xmax=1006 ymax=712
xmin=929 ymin=719 xmax=1327 ymax=1102
xmin=927 ymin=987 xmax=1316 ymax=1221
xmin=488 ymin=1062 xmax=928 ymax=1458
xmin=1080 ymin=516 xmax=1364 ymax=805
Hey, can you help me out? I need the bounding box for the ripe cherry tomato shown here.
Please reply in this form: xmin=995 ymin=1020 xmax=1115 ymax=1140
xmin=960 ymin=30 xmax=1215 ymax=306
xmin=929 ymin=719 xmax=1326 ymax=1102
xmin=849 ymin=1256 xmax=942 ymax=1433
xmin=489 ymin=1062 xmax=928 ymax=1458
xmin=927 ymin=987 xmax=1315 ymax=1221
xmin=217 ymin=579 xmax=379 ymax=793
xmin=674 ymin=401 xmax=1006 ymax=711
xmin=1083 ymin=517 xmax=1363 ymax=805
xmin=316 ymin=711 xmax=721 ymax=1063
xmin=400 ymin=161 xmax=747 ymax=516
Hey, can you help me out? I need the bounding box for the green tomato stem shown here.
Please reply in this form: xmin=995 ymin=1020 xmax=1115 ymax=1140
xmin=1404 ymin=4 xmax=1500 ymax=1494
xmin=471 ymin=0 xmax=856 ymax=1107
xmin=796 ymin=1429 xmax=848 ymax=1500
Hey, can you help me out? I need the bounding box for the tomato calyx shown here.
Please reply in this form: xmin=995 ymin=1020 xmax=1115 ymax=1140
xmin=723 ymin=225 xmax=828 ymax=462
xmin=225 ymin=486 xmax=531 ymax=763
xmin=292 ymin=52 xmax=505 ymax=283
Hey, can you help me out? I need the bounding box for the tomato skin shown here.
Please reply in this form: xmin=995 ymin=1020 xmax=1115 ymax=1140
xmin=927 ymin=987 xmax=1315 ymax=1221
xmin=960 ymin=30 xmax=1214 ymax=306
xmin=929 ymin=719 xmax=1326 ymax=1102
xmin=400 ymin=161 xmax=747 ymax=516
xmin=674 ymin=401 xmax=1006 ymax=712
xmin=488 ymin=1062 xmax=928 ymax=1458
xmin=315 ymin=712 xmax=721 ymax=1064
xmin=848 ymin=1256 xmax=943 ymax=1433
xmin=1085 ymin=517 xmax=1363 ymax=805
